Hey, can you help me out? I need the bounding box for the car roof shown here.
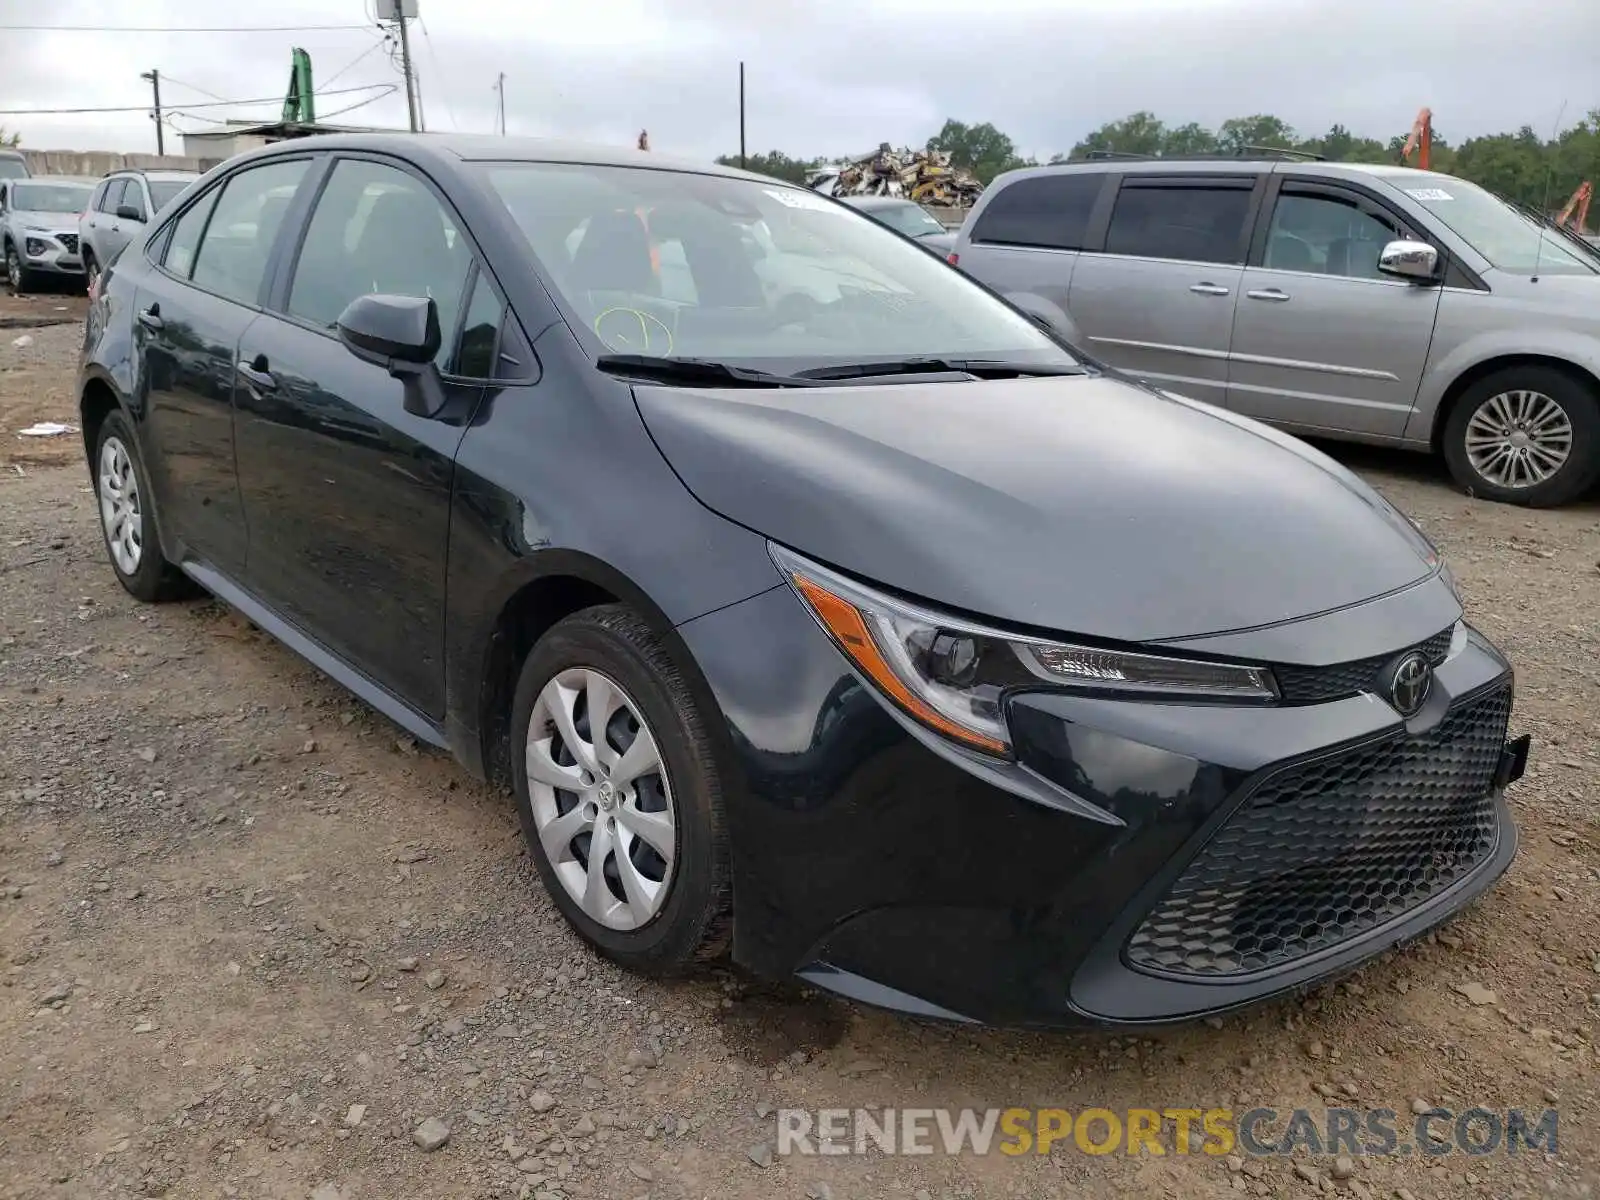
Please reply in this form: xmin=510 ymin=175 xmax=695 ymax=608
xmin=15 ymin=175 xmax=95 ymax=185
xmin=991 ymin=157 xmax=1463 ymax=188
xmin=227 ymin=131 xmax=780 ymax=186
xmin=109 ymin=168 xmax=200 ymax=180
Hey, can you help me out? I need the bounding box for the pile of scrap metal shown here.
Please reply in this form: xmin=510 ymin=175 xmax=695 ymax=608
xmin=809 ymin=144 xmax=985 ymax=208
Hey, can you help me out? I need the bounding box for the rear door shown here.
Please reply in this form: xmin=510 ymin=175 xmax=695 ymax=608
xmin=233 ymin=153 xmax=489 ymax=717
xmin=1067 ymin=174 xmax=1262 ymax=407
xmin=1225 ymin=178 xmax=1443 ymax=438
xmin=953 ymin=171 xmax=1107 ymax=320
xmin=135 ymin=156 xmax=314 ymax=576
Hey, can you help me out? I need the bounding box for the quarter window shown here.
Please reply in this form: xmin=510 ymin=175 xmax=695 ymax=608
xmin=970 ymin=173 xmax=1105 ymax=251
xmin=287 ymin=158 xmax=472 ymax=366
xmin=1104 ymin=181 xmax=1254 ymax=265
xmin=1263 ymin=191 xmax=1399 ymax=280
xmin=450 ymin=270 xmax=504 ymax=378
xmin=190 ymin=159 xmax=310 ymax=305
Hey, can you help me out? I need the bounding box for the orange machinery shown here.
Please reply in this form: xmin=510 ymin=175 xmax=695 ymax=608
xmin=1556 ymin=181 xmax=1592 ymax=233
xmin=1399 ymin=107 xmax=1432 ymax=170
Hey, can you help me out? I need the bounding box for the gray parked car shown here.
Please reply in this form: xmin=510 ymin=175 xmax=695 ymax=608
xmin=0 ymin=176 xmax=94 ymax=292
xmin=842 ymin=196 xmax=956 ymax=254
xmin=80 ymin=169 xmax=200 ymax=287
xmin=951 ymin=156 xmax=1600 ymax=506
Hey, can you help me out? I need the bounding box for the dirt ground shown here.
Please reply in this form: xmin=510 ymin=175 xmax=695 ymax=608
xmin=1 ymin=316 xmax=1597 ymax=1200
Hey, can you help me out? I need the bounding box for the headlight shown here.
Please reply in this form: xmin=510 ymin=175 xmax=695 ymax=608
xmin=24 ymin=238 xmax=48 ymax=257
xmin=770 ymin=545 xmax=1277 ymax=757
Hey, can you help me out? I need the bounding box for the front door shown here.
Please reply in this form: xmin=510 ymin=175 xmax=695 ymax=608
xmin=233 ymin=155 xmax=496 ymax=717
xmin=1225 ymin=182 xmax=1443 ymax=438
xmin=136 ymin=156 xmax=313 ymax=575
xmin=1066 ymin=175 xmax=1260 ymax=407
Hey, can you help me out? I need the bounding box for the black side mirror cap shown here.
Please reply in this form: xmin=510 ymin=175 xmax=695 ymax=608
xmin=337 ymin=293 xmax=441 ymax=365
xmin=115 ymin=204 xmax=145 ymax=222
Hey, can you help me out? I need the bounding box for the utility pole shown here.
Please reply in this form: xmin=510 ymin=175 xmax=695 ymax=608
xmin=141 ymin=69 xmax=165 ymax=156
xmin=395 ymin=13 xmax=420 ymax=132
xmin=494 ymin=73 xmax=506 ymax=135
xmin=738 ymin=61 xmax=746 ymax=170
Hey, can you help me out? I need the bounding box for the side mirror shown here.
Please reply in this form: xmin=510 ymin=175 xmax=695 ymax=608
xmin=1005 ymin=290 xmax=1082 ymax=345
xmin=337 ymin=293 xmax=446 ymax=417
xmin=1377 ymin=239 xmax=1440 ymax=282
xmin=115 ymin=204 xmax=145 ymax=223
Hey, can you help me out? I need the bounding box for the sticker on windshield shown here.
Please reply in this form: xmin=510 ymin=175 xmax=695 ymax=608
xmin=1405 ymin=188 xmax=1453 ymax=201
xmin=764 ymin=188 xmax=841 ymax=213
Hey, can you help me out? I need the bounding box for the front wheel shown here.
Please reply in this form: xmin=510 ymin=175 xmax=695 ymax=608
xmin=93 ymin=411 xmax=192 ymax=601
xmin=511 ymin=605 xmax=731 ymax=974
xmin=5 ymin=243 xmax=33 ymax=294
xmin=1442 ymin=365 xmax=1600 ymax=506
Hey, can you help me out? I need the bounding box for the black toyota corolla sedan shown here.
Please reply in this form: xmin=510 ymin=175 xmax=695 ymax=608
xmin=79 ymin=134 xmax=1529 ymax=1028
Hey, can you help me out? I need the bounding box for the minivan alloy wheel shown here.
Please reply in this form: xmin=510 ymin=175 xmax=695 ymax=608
xmin=98 ymin=436 xmax=143 ymax=574
xmin=526 ymin=666 xmax=676 ymax=931
xmin=1464 ymin=389 xmax=1573 ymax=489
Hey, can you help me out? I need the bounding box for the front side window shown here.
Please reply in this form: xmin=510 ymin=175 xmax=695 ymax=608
xmin=191 ymin=159 xmax=310 ymax=304
xmin=1105 ymin=181 xmax=1254 ymax=265
xmin=163 ymin=188 xmax=220 ymax=277
xmin=11 ymin=182 xmax=93 ymax=214
xmin=287 ymin=158 xmax=472 ymax=366
xmin=1372 ymin=172 xmax=1595 ymax=275
xmin=97 ymin=180 xmax=126 ymax=214
xmin=971 ymin=173 xmax=1105 ymax=251
xmin=1263 ymin=191 xmax=1399 ymax=280
xmin=481 ymin=162 xmax=1070 ymax=370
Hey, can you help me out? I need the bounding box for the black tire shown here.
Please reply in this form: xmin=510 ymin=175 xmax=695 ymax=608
xmin=1442 ymin=365 xmax=1600 ymax=507
xmin=510 ymin=604 xmax=731 ymax=974
xmin=92 ymin=410 xmax=192 ymax=602
xmin=83 ymin=249 xmax=99 ymax=294
xmin=4 ymin=241 xmax=33 ymax=294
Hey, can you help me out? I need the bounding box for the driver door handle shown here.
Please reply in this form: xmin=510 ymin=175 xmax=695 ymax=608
xmin=1246 ymin=288 xmax=1291 ymax=302
xmin=237 ymin=356 xmax=277 ymax=392
xmin=1189 ymin=282 xmax=1231 ymax=296
xmin=136 ymin=305 xmax=163 ymax=331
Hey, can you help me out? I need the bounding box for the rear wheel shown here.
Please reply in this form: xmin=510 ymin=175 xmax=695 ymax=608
xmin=511 ymin=605 xmax=730 ymax=974
xmin=1442 ymin=365 xmax=1600 ymax=506
xmin=93 ymin=410 xmax=191 ymax=602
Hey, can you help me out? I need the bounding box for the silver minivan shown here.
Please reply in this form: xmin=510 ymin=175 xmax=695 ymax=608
xmin=952 ymin=157 xmax=1600 ymax=506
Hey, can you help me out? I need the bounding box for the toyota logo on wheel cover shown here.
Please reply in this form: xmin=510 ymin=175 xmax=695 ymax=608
xmin=1388 ymin=652 xmax=1433 ymax=716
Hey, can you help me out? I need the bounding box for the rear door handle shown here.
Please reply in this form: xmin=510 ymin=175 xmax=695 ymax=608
xmin=1246 ymin=288 xmax=1291 ymax=302
xmin=136 ymin=305 xmax=163 ymax=331
xmin=237 ymin=358 xmax=277 ymax=392
xmin=1189 ymin=282 xmax=1231 ymax=296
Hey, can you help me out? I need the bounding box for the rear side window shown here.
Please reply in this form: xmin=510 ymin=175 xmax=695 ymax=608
xmin=190 ymin=158 xmax=310 ymax=305
xmin=1105 ymin=181 xmax=1254 ymax=265
xmin=971 ymin=173 xmax=1104 ymax=250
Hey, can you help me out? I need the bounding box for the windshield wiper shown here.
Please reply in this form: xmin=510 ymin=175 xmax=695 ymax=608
xmin=794 ymin=357 xmax=1086 ymax=381
xmin=596 ymin=354 xmax=820 ymax=388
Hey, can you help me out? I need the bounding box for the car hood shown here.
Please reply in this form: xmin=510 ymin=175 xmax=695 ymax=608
xmin=10 ymin=209 xmax=79 ymax=232
xmin=635 ymin=374 xmax=1440 ymax=642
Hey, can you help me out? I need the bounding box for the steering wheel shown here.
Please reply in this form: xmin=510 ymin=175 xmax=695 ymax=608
xmin=594 ymin=307 xmax=675 ymax=356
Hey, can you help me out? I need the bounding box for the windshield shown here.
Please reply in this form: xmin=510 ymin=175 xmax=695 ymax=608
xmin=12 ymin=182 xmax=91 ymax=214
xmin=148 ymin=180 xmax=193 ymax=212
xmin=867 ymin=201 xmax=948 ymax=239
xmin=1377 ymin=173 xmax=1596 ymax=275
xmin=480 ymin=162 xmax=1069 ymax=370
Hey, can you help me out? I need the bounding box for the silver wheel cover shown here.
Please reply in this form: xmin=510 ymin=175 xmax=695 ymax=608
xmin=1464 ymin=389 xmax=1573 ymax=490
xmin=98 ymin=436 xmax=143 ymax=575
xmin=525 ymin=667 xmax=677 ymax=930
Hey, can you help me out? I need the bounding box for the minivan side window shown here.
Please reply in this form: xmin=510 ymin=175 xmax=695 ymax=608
xmin=1263 ymin=191 xmax=1399 ymax=281
xmin=1104 ymin=181 xmax=1254 ymax=265
xmin=190 ymin=159 xmax=311 ymax=305
xmin=970 ymin=173 xmax=1104 ymax=251
xmin=286 ymin=158 xmax=472 ymax=366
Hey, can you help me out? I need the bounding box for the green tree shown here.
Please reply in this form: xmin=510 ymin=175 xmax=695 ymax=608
xmin=1216 ymin=114 xmax=1297 ymax=154
xmin=0 ymin=127 xmax=19 ymax=148
xmin=1069 ymin=110 xmax=1167 ymax=159
xmin=714 ymin=151 xmax=816 ymax=184
xmin=1162 ymin=122 xmax=1218 ymax=156
xmin=926 ymin=119 xmax=1025 ymax=183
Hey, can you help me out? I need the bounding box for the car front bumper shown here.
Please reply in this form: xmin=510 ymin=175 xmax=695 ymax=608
xmin=20 ymin=236 xmax=84 ymax=275
xmin=677 ymin=583 xmax=1525 ymax=1029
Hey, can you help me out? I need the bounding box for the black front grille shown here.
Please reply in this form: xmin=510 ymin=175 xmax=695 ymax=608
xmin=57 ymin=233 xmax=79 ymax=255
xmin=1125 ymin=685 xmax=1511 ymax=978
xmin=1274 ymin=626 xmax=1455 ymax=704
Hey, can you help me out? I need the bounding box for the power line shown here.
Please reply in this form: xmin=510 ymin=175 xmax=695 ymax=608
xmin=0 ymin=82 xmax=390 ymax=116
xmin=157 ymin=74 xmax=232 ymax=104
xmin=322 ymin=37 xmax=389 ymax=89
xmin=1 ymin=22 xmax=373 ymax=33
xmin=417 ymin=18 xmax=459 ymax=132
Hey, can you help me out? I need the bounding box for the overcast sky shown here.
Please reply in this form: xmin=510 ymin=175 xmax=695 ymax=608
xmin=4 ymin=0 xmax=1596 ymax=164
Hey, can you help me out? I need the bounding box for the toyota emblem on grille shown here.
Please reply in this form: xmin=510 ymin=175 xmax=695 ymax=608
xmin=1388 ymin=651 xmax=1432 ymax=716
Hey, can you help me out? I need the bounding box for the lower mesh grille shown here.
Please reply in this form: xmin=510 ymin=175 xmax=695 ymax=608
xmin=1125 ymin=685 xmax=1511 ymax=978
